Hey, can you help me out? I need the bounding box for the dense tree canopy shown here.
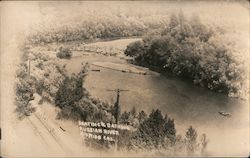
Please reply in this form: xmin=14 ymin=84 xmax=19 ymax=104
xmin=130 ymin=109 xmax=177 ymax=150
xmin=125 ymin=13 xmax=244 ymax=97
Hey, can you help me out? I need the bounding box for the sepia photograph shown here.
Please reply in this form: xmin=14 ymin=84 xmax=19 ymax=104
xmin=0 ymin=0 xmax=249 ymax=157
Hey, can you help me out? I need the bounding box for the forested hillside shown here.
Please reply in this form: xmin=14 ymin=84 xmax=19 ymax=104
xmin=26 ymin=5 xmax=169 ymax=44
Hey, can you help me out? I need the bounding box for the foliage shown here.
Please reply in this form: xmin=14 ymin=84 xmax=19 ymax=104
xmin=16 ymin=45 xmax=113 ymax=123
xmin=119 ymin=106 xmax=139 ymax=127
xmin=26 ymin=12 xmax=169 ymax=44
xmin=55 ymin=64 xmax=89 ymax=119
xmin=200 ymin=133 xmax=209 ymax=155
xmin=185 ymin=126 xmax=198 ymax=155
xmin=130 ymin=109 xmax=176 ymax=150
xmin=56 ymin=47 xmax=72 ymax=59
xmin=137 ymin=110 xmax=147 ymax=124
xmin=126 ymin=109 xmax=208 ymax=156
xmin=55 ymin=75 xmax=84 ymax=109
xmin=124 ymin=41 xmax=144 ymax=57
xmin=124 ymin=12 xmax=244 ymax=97
xmin=15 ymin=45 xmax=68 ymax=118
xmin=119 ymin=111 xmax=131 ymax=125
xmin=15 ymin=64 xmax=36 ymax=118
xmin=163 ymin=114 xmax=176 ymax=146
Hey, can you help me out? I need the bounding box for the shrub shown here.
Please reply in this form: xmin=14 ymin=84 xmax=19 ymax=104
xmin=56 ymin=47 xmax=72 ymax=59
xmin=125 ymin=41 xmax=144 ymax=57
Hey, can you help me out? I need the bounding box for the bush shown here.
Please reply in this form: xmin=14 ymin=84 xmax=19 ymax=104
xmin=56 ymin=47 xmax=72 ymax=59
xmin=125 ymin=41 xmax=144 ymax=57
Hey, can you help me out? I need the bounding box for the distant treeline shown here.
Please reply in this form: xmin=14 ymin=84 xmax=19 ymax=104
xmin=27 ymin=12 xmax=168 ymax=44
xmin=125 ymin=12 xmax=244 ymax=97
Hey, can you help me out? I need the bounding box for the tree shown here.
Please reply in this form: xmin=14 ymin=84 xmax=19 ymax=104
xmin=119 ymin=111 xmax=131 ymax=125
xmin=200 ymin=133 xmax=209 ymax=155
xmin=130 ymin=106 xmax=137 ymax=118
xmin=55 ymin=75 xmax=83 ymax=109
xmin=124 ymin=12 xmax=242 ymax=97
xmin=15 ymin=76 xmax=36 ymax=118
xmin=55 ymin=64 xmax=88 ymax=117
xmin=190 ymin=14 xmax=212 ymax=42
xmin=56 ymin=46 xmax=72 ymax=59
xmin=163 ymin=114 xmax=176 ymax=145
xmin=173 ymin=134 xmax=185 ymax=154
xmin=124 ymin=41 xmax=144 ymax=57
xmin=131 ymin=109 xmax=167 ymax=149
xmin=138 ymin=110 xmax=147 ymax=124
xmin=185 ymin=126 xmax=198 ymax=155
xmin=119 ymin=108 xmax=139 ymax=127
xmin=168 ymin=13 xmax=179 ymax=31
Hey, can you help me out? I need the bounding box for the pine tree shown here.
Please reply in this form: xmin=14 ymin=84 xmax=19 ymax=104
xmin=185 ymin=126 xmax=198 ymax=155
xmin=163 ymin=114 xmax=176 ymax=145
xmin=138 ymin=110 xmax=147 ymax=124
xmin=119 ymin=111 xmax=130 ymax=125
xmin=132 ymin=109 xmax=165 ymax=149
